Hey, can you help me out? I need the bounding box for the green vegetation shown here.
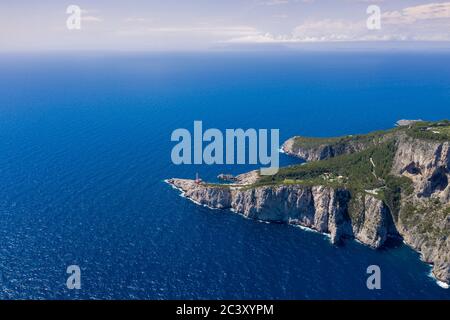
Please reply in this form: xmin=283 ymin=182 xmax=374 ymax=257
xmin=261 ymin=120 xmax=449 ymax=217
xmin=400 ymin=199 xmax=448 ymax=238
xmin=405 ymin=120 xmax=450 ymax=141
xmin=255 ymin=140 xmax=413 ymax=221
xmin=259 ymin=141 xmax=398 ymax=190
xmin=292 ymin=136 xmax=350 ymax=149
xmin=292 ymin=128 xmax=398 ymax=150
xmin=292 ymin=120 xmax=450 ymax=151
xmin=208 ymin=120 xmax=448 ymax=223
xmin=380 ymin=175 xmax=414 ymax=221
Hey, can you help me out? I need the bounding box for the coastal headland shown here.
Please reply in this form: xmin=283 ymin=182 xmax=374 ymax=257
xmin=168 ymin=120 xmax=450 ymax=286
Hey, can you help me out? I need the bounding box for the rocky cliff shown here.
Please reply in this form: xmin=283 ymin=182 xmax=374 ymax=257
xmin=168 ymin=179 xmax=397 ymax=249
xmin=282 ymin=136 xmax=368 ymax=161
xmin=282 ymin=131 xmax=395 ymax=162
xmin=168 ymin=121 xmax=450 ymax=286
xmin=391 ymin=133 xmax=450 ymax=285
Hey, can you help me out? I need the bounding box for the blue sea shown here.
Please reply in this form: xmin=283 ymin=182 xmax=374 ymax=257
xmin=0 ymin=51 xmax=449 ymax=299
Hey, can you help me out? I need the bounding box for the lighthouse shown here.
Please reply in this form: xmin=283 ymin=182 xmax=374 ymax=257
xmin=195 ymin=173 xmax=203 ymax=184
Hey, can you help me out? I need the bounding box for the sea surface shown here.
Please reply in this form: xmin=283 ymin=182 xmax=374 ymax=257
xmin=0 ymin=51 xmax=449 ymax=299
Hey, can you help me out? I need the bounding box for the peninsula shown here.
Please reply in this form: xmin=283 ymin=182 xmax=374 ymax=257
xmin=167 ymin=120 xmax=450 ymax=286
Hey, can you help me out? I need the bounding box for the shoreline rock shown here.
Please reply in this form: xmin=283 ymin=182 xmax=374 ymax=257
xmin=167 ymin=178 xmax=397 ymax=249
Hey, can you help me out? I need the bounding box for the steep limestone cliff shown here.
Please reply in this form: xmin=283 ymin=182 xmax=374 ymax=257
xmin=168 ymin=121 xmax=450 ymax=285
xmin=391 ymin=134 xmax=450 ymax=285
xmin=168 ymin=179 xmax=396 ymax=249
xmin=391 ymin=134 xmax=450 ymax=201
xmin=282 ymin=136 xmax=368 ymax=161
xmin=282 ymin=130 xmax=395 ymax=162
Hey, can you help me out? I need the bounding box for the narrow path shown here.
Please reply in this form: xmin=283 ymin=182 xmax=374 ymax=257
xmin=370 ymin=157 xmax=377 ymax=179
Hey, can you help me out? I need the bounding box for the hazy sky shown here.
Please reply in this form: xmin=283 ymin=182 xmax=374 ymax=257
xmin=1 ymin=0 xmax=450 ymax=51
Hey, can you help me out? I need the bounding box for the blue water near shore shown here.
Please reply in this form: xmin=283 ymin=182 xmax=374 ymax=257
xmin=0 ymin=52 xmax=449 ymax=299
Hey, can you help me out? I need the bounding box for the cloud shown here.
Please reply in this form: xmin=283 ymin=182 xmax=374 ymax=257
xmin=124 ymin=17 xmax=149 ymax=23
xmin=257 ymin=0 xmax=313 ymax=6
xmin=226 ymin=19 xmax=367 ymax=43
xmin=79 ymin=9 xmax=103 ymax=23
xmin=226 ymin=33 xmax=298 ymax=43
xmin=292 ymin=19 xmax=365 ymax=41
xmin=257 ymin=0 xmax=289 ymax=5
xmin=383 ymin=2 xmax=450 ymax=24
xmin=226 ymin=2 xmax=450 ymax=43
xmin=82 ymin=16 xmax=103 ymax=22
xmin=117 ymin=25 xmax=260 ymax=38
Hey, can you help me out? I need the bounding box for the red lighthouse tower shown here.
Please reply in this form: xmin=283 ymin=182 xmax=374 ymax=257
xmin=195 ymin=173 xmax=203 ymax=184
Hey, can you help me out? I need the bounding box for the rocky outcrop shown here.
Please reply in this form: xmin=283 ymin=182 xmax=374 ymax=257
xmin=282 ymin=130 xmax=398 ymax=162
xmin=167 ymin=123 xmax=450 ymax=285
xmin=170 ymin=179 xmax=232 ymax=209
xmin=282 ymin=136 xmax=372 ymax=162
xmin=392 ymin=134 xmax=450 ymax=201
xmin=234 ymin=170 xmax=260 ymax=185
xmin=217 ymin=174 xmax=237 ymax=182
xmin=396 ymin=119 xmax=423 ymax=127
xmin=391 ymin=134 xmax=450 ymax=285
xmin=350 ymin=193 xmax=398 ymax=249
xmin=168 ymin=179 xmax=397 ymax=249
